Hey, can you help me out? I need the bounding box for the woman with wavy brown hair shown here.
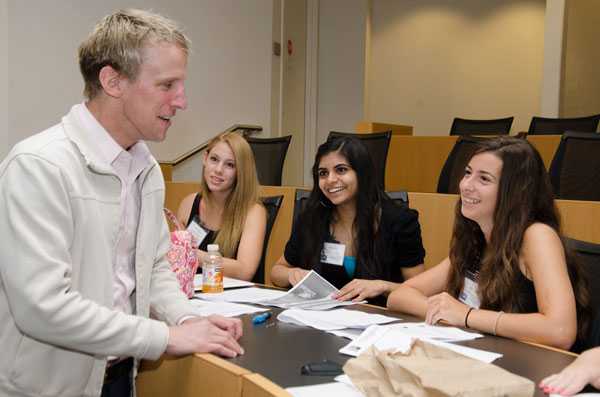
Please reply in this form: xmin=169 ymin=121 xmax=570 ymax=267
xmin=387 ymin=136 xmax=590 ymax=350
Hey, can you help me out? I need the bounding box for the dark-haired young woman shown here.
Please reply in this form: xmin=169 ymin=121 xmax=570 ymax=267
xmin=387 ymin=137 xmax=590 ymax=350
xmin=270 ymin=136 xmax=425 ymax=306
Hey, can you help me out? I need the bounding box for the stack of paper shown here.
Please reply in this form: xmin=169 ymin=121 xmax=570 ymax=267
xmin=340 ymin=323 xmax=502 ymax=363
xmin=193 ymin=275 xmax=255 ymax=290
xmin=287 ymin=379 xmax=364 ymax=397
xmin=194 ymin=287 xmax=286 ymax=303
xmin=188 ymin=299 xmax=267 ymax=317
xmin=258 ymin=270 xmax=364 ymax=310
xmin=277 ymin=308 xmax=398 ymax=331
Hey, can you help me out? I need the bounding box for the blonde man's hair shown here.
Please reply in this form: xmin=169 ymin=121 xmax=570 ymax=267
xmin=201 ymin=132 xmax=261 ymax=258
xmin=78 ymin=9 xmax=190 ymax=99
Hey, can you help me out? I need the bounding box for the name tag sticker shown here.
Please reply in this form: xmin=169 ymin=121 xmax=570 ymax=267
xmin=187 ymin=220 xmax=209 ymax=247
xmin=321 ymin=242 xmax=345 ymax=266
xmin=459 ymin=272 xmax=481 ymax=309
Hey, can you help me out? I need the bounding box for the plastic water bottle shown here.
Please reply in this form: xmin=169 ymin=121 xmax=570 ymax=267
xmin=202 ymin=244 xmax=224 ymax=293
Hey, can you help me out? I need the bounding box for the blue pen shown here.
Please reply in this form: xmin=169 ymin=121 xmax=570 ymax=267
xmin=252 ymin=312 xmax=272 ymax=325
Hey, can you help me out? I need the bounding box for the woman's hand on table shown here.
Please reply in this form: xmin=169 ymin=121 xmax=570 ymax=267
xmin=425 ymin=292 xmax=470 ymax=326
xmin=335 ymin=279 xmax=389 ymax=302
xmin=539 ymin=347 xmax=600 ymax=396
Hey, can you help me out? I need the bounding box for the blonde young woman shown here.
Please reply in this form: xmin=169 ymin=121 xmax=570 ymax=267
xmin=176 ymin=132 xmax=266 ymax=281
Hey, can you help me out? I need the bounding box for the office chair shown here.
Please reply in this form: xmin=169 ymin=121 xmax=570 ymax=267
xmin=328 ymin=130 xmax=392 ymax=190
xmin=548 ymin=132 xmax=600 ymax=201
xmin=385 ymin=190 xmax=409 ymax=207
xmin=246 ymin=136 xmax=292 ymax=186
xmin=252 ymin=195 xmax=284 ymax=284
xmin=449 ymin=117 xmax=514 ymax=136
xmin=565 ymin=238 xmax=600 ymax=352
xmin=528 ymin=114 xmax=600 ymax=135
xmin=436 ymin=136 xmax=491 ymax=194
xmin=292 ymin=188 xmax=311 ymax=228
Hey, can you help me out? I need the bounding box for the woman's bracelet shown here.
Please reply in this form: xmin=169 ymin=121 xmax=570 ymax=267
xmin=464 ymin=307 xmax=475 ymax=329
xmin=493 ymin=311 xmax=504 ymax=336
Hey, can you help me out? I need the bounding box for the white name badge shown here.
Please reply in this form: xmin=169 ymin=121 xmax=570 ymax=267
xmin=186 ymin=220 xmax=209 ymax=247
xmin=320 ymin=242 xmax=345 ymax=266
xmin=458 ymin=275 xmax=481 ymax=309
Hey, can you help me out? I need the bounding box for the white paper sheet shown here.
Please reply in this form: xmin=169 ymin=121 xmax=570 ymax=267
xmin=387 ymin=322 xmax=483 ymax=342
xmin=259 ymin=270 xmax=364 ymax=310
xmin=188 ymin=299 xmax=267 ymax=317
xmin=339 ymin=325 xmax=414 ymax=356
xmin=327 ymin=328 xmax=365 ymax=340
xmin=425 ymin=339 xmax=503 ymax=363
xmin=194 ymin=287 xmax=286 ymax=303
xmin=193 ymin=274 xmax=255 ymax=290
xmin=550 ymin=394 xmax=600 ymax=397
xmin=277 ymin=308 xmax=398 ymax=331
xmin=286 ymin=381 xmax=365 ymax=397
xmin=335 ymin=374 xmax=363 ymax=392
xmin=340 ymin=323 xmax=501 ymax=363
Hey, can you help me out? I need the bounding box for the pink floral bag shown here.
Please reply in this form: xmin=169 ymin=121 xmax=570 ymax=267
xmin=163 ymin=208 xmax=199 ymax=298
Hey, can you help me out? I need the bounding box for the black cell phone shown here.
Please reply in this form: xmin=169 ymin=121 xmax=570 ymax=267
xmin=300 ymin=360 xmax=343 ymax=376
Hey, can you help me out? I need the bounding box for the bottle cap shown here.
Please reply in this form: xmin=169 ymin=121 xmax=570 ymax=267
xmin=207 ymin=244 xmax=219 ymax=252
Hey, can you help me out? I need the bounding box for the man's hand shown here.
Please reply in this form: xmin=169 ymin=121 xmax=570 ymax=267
xmin=166 ymin=315 xmax=243 ymax=358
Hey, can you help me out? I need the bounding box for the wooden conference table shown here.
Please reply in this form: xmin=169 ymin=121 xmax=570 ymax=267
xmin=137 ymin=297 xmax=580 ymax=397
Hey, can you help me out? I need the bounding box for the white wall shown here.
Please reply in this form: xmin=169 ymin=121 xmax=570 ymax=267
xmin=561 ymin=0 xmax=600 ymax=118
xmin=367 ymin=0 xmax=545 ymax=135
xmin=0 ymin=0 xmax=8 ymax=150
xmin=280 ymin=0 xmax=306 ymax=187
xmin=2 ymin=0 xmax=273 ymax=165
xmin=540 ymin=0 xmax=564 ymax=117
xmin=317 ymin=0 xmax=367 ymax=145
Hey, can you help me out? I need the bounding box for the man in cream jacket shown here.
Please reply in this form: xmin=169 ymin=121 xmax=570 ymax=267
xmin=0 ymin=9 xmax=243 ymax=397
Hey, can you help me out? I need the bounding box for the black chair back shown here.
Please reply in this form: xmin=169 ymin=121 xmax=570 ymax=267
xmin=385 ymin=190 xmax=409 ymax=208
xmin=549 ymin=132 xmax=600 ymax=201
xmin=528 ymin=114 xmax=600 ymax=135
xmin=253 ymin=195 xmax=283 ymax=284
xmin=450 ymin=117 xmax=513 ymax=136
xmin=328 ymin=131 xmax=392 ymax=190
xmin=247 ymin=136 xmax=292 ymax=186
xmin=292 ymin=188 xmax=311 ymax=228
xmin=437 ymin=136 xmax=490 ymax=194
xmin=565 ymin=238 xmax=600 ymax=352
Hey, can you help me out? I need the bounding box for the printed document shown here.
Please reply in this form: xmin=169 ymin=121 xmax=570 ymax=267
xmin=258 ymin=270 xmax=363 ymax=310
xmin=194 ymin=275 xmax=254 ymax=290
xmin=194 ymin=287 xmax=286 ymax=303
xmin=340 ymin=323 xmax=501 ymax=363
xmin=188 ymin=299 xmax=267 ymax=317
xmin=278 ymin=308 xmax=398 ymax=331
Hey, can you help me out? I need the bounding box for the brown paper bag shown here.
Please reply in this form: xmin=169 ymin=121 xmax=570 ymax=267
xmin=343 ymin=340 xmax=534 ymax=397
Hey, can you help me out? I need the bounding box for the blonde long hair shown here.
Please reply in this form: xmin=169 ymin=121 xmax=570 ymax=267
xmin=200 ymin=132 xmax=260 ymax=257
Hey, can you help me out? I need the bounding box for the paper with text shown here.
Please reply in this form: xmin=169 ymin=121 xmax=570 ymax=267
xmin=278 ymin=308 xmax=398 ymax=331
xmin=194 ymin=287 xmax=286 ymax=303
xmin=188 ymin=299 xmax=267 ymax=317
xmin=259 ymin=270 xmax=363 ymax=310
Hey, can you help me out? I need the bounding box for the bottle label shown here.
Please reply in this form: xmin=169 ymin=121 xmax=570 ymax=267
xmin=202 ymin=265 xmax=223 ymax=293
